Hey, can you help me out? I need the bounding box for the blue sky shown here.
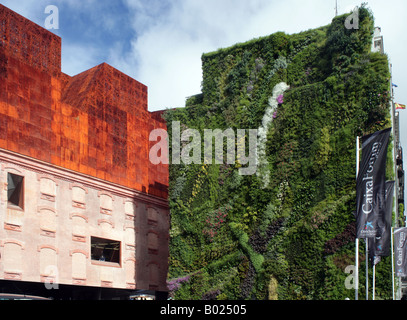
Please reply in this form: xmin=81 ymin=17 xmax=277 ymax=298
xmin=1 ymin=0 xmax=406 ymax=148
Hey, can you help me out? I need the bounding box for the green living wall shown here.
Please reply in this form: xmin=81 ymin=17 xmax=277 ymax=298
xmin=163 ymin=5 xmax=394 ymax=300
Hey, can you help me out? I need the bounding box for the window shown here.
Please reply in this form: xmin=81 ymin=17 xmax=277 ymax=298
xmin=7 ymin=173 xmax=24 ymax=209
xmin=90 ymin=237 xmax=120 ymax=265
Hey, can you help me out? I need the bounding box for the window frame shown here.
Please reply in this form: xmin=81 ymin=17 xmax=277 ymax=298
xmin=90 ymin=236 xmax=121 ymax=267
xmin=7 ymin=172 xmax=25 ymax=211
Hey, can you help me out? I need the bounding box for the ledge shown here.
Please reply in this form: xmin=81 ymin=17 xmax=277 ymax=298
xmin=91 ymin=260 xmax=121 ymax=268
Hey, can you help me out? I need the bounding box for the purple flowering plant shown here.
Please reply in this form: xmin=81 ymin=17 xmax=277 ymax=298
xmin=167 ymin=275 xmax=191 ymax=292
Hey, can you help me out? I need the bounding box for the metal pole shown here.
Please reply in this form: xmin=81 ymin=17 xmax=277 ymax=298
xmin=390 ymin=64 xmax=399 ymax=228
xmin=366 ymin=239 xmax=369 ymax=300
xmin=355 ymin=136 xmax=360 ymax=300
xmin=355 ymin=238 xmax=359 ymax=300
xmin=389 ymin=63 xmax=399 ymax=300
xmin=373 ymin=262 xmax=376 ymax=300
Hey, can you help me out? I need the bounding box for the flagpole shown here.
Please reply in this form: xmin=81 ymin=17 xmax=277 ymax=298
xmin=390 ymin=63 xmax=399 ymax=300
xmin=355 ymin=136 xmax=360 ymax=301
xmin=373 ymin=261 xmax=376 ymax=300
xmin=355 ymin=238 xmax=359 ymax=300
xmin=366 ymin=239 xmax=369 ymax=300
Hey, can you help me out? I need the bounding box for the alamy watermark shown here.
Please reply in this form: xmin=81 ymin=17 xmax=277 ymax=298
xmin=148 ymin=82 xmax=291 ymax=178
xmin=149 ymin=121 xmax=258 ymax=176
xmin=344 ymin=265 xmax=358 ymax=290
xmin=44 ymin=5 xmax=59 ymax=30
xmin=344 ymin=7 xmax=359 ymax=30
xmin=44 ymin=265 xmax=59 ymax=290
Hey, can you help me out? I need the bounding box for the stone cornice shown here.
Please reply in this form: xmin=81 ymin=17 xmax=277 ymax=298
xmin=0 ymin=148 xmax=169 ymax=209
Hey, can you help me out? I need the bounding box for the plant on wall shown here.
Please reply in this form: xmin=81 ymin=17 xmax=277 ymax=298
xmin=164 ymin=4 xmax=394 ymax=300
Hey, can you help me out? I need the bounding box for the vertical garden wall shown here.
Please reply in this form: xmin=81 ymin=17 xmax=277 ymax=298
xmin=164 ymin=5 xmax=394 ymax=300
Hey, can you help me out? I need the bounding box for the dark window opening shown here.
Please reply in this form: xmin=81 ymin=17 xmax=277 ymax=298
xmin=91 ymin=237 xmax=120 ymax=264
xmin=7 ymin=173 xmax=24 ymax=209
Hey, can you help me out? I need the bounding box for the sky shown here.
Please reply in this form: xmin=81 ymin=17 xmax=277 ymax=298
xmin=1 ymin=0 xmax=406 ymax=149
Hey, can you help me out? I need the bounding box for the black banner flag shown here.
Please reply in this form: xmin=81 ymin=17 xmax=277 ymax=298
xmin=394 ymin=228 xmax=407 ymax=277
xmin=356 ymin=128 xmax=391 ymax=239
xmin=369 ymin=181 xmax=395 ymax=265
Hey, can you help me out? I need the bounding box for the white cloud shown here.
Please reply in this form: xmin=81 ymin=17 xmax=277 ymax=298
xmin=111 ymin=0 xmax=356 ymax=110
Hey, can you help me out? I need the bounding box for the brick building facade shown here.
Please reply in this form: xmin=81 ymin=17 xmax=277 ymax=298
xmin=0 ymin=4 xmax=169 ymax=300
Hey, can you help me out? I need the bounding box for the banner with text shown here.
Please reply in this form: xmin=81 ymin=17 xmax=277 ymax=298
xmin=394 ymin=228 xmax=407 ymax=277
xmin=369 ymin=181 xmax=395 ymax=265
xmin=356 ymin=128 xmax=391 ymax=239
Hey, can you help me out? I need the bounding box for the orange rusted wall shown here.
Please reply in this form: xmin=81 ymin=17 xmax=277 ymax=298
xmin=0 ymin=4 xmax=168 ymax=199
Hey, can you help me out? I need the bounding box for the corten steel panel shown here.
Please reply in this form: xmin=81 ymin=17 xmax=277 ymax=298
xmin=0 ymin=4 xmax=168 ymax=198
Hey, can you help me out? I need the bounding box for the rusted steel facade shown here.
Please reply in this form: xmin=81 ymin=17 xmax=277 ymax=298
xmin=0 ymin=4 xmax=169 ymax=299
